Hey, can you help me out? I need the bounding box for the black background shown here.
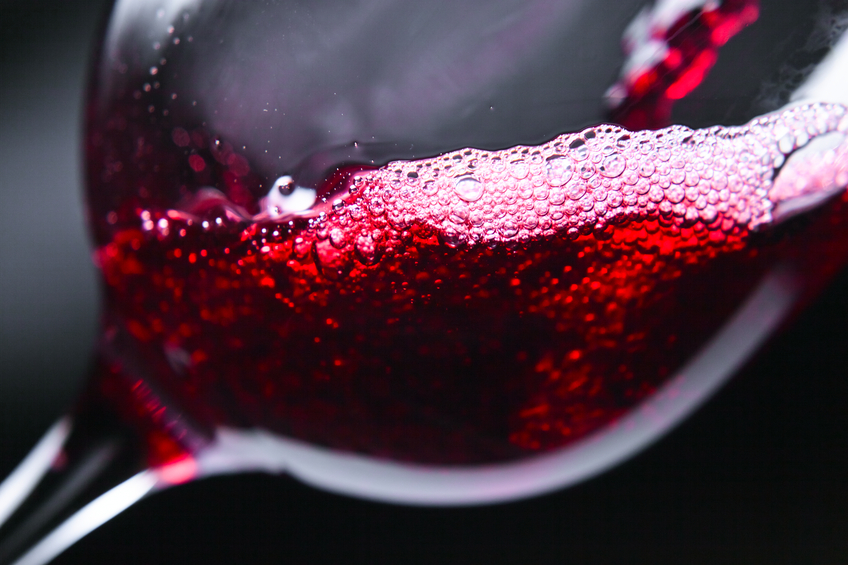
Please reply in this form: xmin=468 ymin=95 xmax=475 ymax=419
xmin=1 ymin=1 xmax=846 ymax=563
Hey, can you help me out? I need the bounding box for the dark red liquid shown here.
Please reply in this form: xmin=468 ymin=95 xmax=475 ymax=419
xmin=609 ymin=0 xmax=760 ymax=129
xmin=86 ymin=117 xmax=848 ymax=466
xmin=83 ymin=0 xmax=848 ymax=468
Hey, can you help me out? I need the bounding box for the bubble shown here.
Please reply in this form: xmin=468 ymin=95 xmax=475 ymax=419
xmin=454 ymin=176 xmax=484 ymax=202
xmin=712 ymin=174 xmax=728 ymax=191
xmin=534 ymin=201 xmax=550 ymax=216
xmin=171 ymin=127 xmax=190 ymax=147
xmin=577 ymin=161 xmax=595 ymax=179
xmin=566 ymin=181 xmax=586 ymax=201
xmin=264 ymin=176 xmax=316 ymax=216
xmin=442 ymin=228 xmax=466 ymax=248
xmin=549 ymin=189 xmax=566 ymax=205
xmin=685 ymin=207 xmax=700 ymax=223
xmin=700 ymin=205 xmax=718 ymax=223
xmin=685 ymin=185 xmax=699 ymax=202
xmin=778 ymin=133 xmax=795 ymax=154
xmin=329 ymin=228 xmax=347 ymax=248
xmin=593 ymin=200 xmax=608 ymax=217
xmin=607 ymin=191 xmax=623 ymax=208
xmin=648 ymin=186 xmax=664 ymax=203
xmin=598 ymin=153 xmax=626 ymax=177
xmin=369 ymin=199 xmax=385 ymax=216
xmin=449 ymin=204 xmax=469 ymax=224
xmin=510 ymin=160 xmax=530 ymax=179
xmin=498 ymin=221 xmax=519 ymax=238
xmin=422 ymin=180 xmax=439 ymax=195
xmin=348 ymin=204 xmax=364 ymax=220
xmin=546 ymin=156 xmax=573 ymax=186
xmin=666 ymin=185 xmax=685 ymax=204
xmin=420 ymin=204 xmax=442 ymax=224
xmin=684 ymin=170 xmax=700 ymax=186
xmin=569 ymin=138 xmax=590 ymax=160
xmin=355 ymin=234 xmax=377 ymax=263
xmin=523 ymin=214 xmax=539 ymax=229
xmin=518 ymin=181 xmax=534 ymax=200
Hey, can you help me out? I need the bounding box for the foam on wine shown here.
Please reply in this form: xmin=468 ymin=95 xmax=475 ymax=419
xmin=286 ymin=102 xmax=848 ymax=248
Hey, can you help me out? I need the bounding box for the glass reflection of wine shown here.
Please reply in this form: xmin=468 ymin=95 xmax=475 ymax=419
xmin=3 ymin=0 xmax=848 ymax=562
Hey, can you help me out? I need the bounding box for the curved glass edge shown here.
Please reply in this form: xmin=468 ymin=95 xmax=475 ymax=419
xmin=193 ymin=262 xmax=799 ymax=506
xmin=9 ymin=472 xmax=157 ymax=565
xmin=0 ymin=421 xmax=72 ymax=531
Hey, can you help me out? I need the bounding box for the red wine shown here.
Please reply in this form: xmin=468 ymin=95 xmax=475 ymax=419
xmin=9 ymin=4 xmax=848 ymax=565
xmin=87 ymin=88 xmax=848 ymax=465
xmin=608 ymin=0 xmax=760 ymax=129
xmin=79 ymin=0 xmax=848 ymax=474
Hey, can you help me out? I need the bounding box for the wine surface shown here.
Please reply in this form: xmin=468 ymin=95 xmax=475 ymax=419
xmin=88 ymin=95 xmax=848 ymax=465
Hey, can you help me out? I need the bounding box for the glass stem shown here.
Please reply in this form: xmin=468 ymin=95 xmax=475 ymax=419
xmin=0 ymin=406 xmax=156 ymax=565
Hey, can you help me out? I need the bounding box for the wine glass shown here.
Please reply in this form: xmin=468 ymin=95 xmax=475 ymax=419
xmin=2 ymin=0 xmax=848 ymax=563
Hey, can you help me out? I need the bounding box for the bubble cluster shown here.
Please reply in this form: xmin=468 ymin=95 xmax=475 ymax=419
xmin=314 ymin=102 xmax=848 ymax=254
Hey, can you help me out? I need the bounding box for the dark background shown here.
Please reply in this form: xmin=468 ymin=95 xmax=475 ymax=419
xmin=1 ymin=0 xmax=846 ymax=563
